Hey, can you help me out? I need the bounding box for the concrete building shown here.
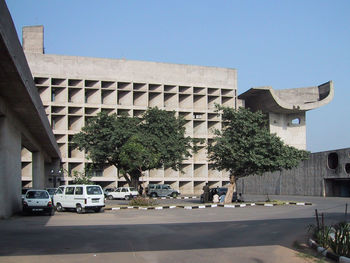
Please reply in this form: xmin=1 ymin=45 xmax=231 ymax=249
xmin=22 ymin=26 xmax=238 ymax=194
xmin=0 ymin=0 xmax=61 ymax=218
xmin=238 ymin=82 xmax=334 ymax=150
xmin=237 ymin=148 xmax=350 ymax=197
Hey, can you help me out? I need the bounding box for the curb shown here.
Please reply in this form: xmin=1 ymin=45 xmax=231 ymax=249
xmin=105 ymin=201 xmax=312 ymax=211
xmin=308 ymin=238 xmax=350 ymax=263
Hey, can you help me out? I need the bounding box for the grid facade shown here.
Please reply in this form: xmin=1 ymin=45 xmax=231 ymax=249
xmin=23 ymin=75 xmax=236 ymax=194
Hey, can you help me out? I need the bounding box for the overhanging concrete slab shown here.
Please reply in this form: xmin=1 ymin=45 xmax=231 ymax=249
xmin=0 ymin=0 xmax=60 ymax=161
xmin=238 ymin=81 xmax=334 ymax=114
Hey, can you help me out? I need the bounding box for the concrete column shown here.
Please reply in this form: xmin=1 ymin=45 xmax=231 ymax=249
xmin=32 ymin=151 xmax=45 ymax=189
xmin=0 ymin=117 xmax=22 ymax=219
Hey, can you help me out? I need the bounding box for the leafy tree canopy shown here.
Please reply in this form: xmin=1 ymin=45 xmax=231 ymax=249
xmin=72 ymin=107 xmax=195 ymax=187
xmin=208 ymin=106 xmax=309 ymax=202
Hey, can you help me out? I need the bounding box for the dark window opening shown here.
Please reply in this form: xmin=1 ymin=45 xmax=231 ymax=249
xmin=345 ymin=163 xmax=350 ymax=174
xmin=328 ymin=152 xmax=339 ymax=170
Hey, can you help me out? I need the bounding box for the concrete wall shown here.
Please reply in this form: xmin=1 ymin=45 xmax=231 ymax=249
xmin=237 ymin=148 xmax=350 ymax=197
xmin=0 ymin=116 xmax=22 ymax=218
xmin=25 ymin=53 xmax=237 ymax=90
xmin=269 ymin=112 xmax=306 ymax=150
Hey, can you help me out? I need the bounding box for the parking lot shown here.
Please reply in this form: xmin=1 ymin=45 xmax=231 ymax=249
xmin=1 ymin=195 xmax=349 ymax=263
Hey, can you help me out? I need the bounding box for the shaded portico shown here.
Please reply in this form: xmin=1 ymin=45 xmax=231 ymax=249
xmin=0 ymin=0 xmax=61 ymax=218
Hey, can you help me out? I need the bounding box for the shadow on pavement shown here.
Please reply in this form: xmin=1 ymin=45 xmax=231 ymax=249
xmin=0 ymin=212 xmax=348 ymax=256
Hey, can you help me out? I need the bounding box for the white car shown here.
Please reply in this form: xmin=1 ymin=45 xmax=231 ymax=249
xmin=106 ymin=187 xmax=138 ymax=200
xmin=22 ymin=189 xmax=55 ymax=216
xmin=54 ymin=184 xmax=105 ymax=213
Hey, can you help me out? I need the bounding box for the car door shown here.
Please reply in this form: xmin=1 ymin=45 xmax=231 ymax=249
xmin=54 ymin=186 xmax=65 ymax=206
xmin=74 ymin=186 xmax=84 ymax=206
xmin=156 ymin=185 xmax=163 ymax=196
xmin=113 ymin=188 xmax=122 ymax=199
xmin=64 ymin=186 xmax=75 ymax=208
xmin=162 ymin=185 xmax=171 ymax=196
xmin=121 ymin=187 xmax=128 ymax=198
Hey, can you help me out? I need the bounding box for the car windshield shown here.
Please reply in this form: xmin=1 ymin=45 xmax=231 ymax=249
xmin=86 ymin=186 xmax=102 ymax=195
xmin=129 ymin=187 xmax=136 ymax=191
xmin=26 ymin=191 xmax=49 ymax=199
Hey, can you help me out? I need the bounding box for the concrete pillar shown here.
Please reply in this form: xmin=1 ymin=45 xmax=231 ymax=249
xmin=0 ymin=116 xmax=22 ymax=219
xmin=32 ymin=151 xmax=45 ymax=189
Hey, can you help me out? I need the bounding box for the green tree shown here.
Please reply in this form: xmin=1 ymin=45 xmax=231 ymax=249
xmin=208 ymin=106 xmax=309 ymax=203
xmin=62 ymin=168 xmax=94 ymax=185
xmin=72 ymin=108 xmax=195 ymax=188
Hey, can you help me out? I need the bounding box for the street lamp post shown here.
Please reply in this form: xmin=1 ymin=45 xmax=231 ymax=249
xmin=50 ymin=169 xmax=62 ymax=187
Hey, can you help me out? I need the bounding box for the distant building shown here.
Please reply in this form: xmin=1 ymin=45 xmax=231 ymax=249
xmin=237 ymin=148 xmax=350 ymax=197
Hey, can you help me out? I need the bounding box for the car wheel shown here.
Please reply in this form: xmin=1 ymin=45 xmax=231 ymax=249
xmin=108 ymin=195 xmax=114 ymax=200
xmin=125 ymin=195 xmax=130 ymax=200
xmin=171 ymin=192 xmax=178 ymax=198
xmin=150 ymin=193 xmax=157 ymax=198
xmin=76 ymin=204 xmax=83 ymax=214
xmin=56 ymin=203 xmax=64 ymax=212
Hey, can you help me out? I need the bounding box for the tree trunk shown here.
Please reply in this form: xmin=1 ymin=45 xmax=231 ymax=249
xmin=129 ymin=170 xmax=141 ymax=188
xmin=224 ymin=174 xmax=237 ymax=204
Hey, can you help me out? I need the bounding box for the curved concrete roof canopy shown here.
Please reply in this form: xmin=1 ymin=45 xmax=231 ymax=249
xmin=238 ymin=81 xmax=334 ymax=114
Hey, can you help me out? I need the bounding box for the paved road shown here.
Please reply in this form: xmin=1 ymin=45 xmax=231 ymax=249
xmin=0 ymin=195 xmax=349 ymax=263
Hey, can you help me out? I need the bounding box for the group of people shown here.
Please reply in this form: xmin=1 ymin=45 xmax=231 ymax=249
xmin=202 ymin=183 xmax=243 ymax=203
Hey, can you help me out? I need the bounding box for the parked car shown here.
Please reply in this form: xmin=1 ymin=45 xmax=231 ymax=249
xmin=146 ymin=184 xmax=180 ymax=197
xmin=22 ymin=189 xmax=55 ymax=216
xmin=106 ymin=187 xmax=138 ymax=200
xmin=103 ymin=188 xmax=115 ymax=197
xmin=54 ymin=184 xmax=105 ymax=213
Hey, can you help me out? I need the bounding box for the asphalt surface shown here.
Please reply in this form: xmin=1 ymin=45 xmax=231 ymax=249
xmin=0 ymin=195 xmax=349 ymax=263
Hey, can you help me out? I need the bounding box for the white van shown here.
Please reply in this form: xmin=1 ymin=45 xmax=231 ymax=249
xmin=54 ymin=184 xmax=105 ymax=213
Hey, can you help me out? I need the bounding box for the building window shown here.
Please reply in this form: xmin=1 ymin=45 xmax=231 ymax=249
xmin=51 ymin=89 xmax=56 ymax=102
xmin=328 ymin=152 xmax=339 ymax=170
xmin=345 ymin=163 xmax=350 ymax=174
xmin=291 ymin=118 xmax=301 ymax=125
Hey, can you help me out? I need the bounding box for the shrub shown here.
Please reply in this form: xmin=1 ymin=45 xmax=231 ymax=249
xmin=308 ymin=221 xmax=350 ymax=257
xmin=129 ymin=196 xmax=158 ymax=207
xmin=329 ymin=222 xmax=350 ymax=257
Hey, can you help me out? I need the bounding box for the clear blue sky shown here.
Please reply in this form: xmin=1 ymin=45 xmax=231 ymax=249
xmin=6 ymin=0 xmax=350 ymax=153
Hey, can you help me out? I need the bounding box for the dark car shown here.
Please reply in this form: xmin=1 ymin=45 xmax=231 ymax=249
xmin=200 ymin=187 xmax=241 ymax=203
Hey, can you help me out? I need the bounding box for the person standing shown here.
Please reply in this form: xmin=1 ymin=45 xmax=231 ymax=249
xmin=138 ymin=185 xmax=144 ymax=196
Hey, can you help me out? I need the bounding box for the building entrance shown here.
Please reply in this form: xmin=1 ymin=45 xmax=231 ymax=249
xmin=325 ymin=179 xmax=350 ymax=197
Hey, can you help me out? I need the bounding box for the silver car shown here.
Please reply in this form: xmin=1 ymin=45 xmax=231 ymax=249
xmin=146 ymin=184 xmax=180 ymax=197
